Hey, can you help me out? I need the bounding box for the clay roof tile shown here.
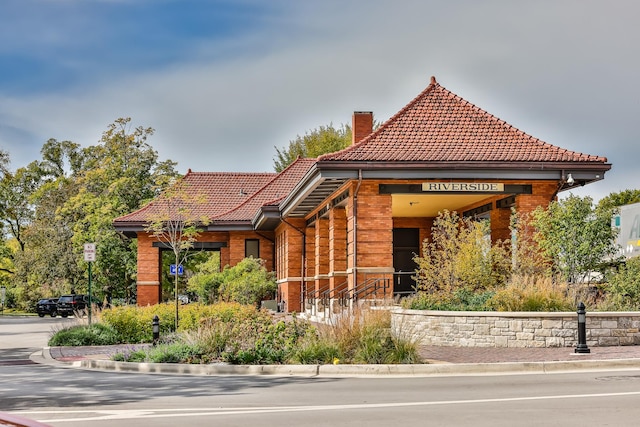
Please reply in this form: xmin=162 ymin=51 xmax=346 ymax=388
xmin=319 ymin=77 xmax=608 ymax=164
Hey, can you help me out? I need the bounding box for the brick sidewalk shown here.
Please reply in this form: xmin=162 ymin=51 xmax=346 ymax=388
xmin=419 ymin=345 xmax=640 ymax=364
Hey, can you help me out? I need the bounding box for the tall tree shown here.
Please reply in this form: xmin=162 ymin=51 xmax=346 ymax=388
xmin=61 ymin=118 xmax=179 ymax=301
xmin=273 ymin=123 xmax=352 ymax=172
xmin=531 ymin=194 xmax=620 ymax=284
xmin=7 ymin=141 xmax=84 ymax=307
xmin=597 ymin=189 xmax=640 ymax=213
xmin=145 ymin=179 xmax=209 ymax=330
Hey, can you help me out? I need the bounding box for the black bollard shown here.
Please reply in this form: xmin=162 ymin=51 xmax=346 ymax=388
xmin=575 ymin=302 xmax=590 ymax=354
xmin=152 ymin=315 xmax=160 ymax=346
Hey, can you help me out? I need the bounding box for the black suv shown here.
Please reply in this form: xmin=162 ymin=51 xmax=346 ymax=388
xmin=36 ymin=298 xmax=59 ymax=317
xmin=56 ymin=294 xmax=89 ymax=317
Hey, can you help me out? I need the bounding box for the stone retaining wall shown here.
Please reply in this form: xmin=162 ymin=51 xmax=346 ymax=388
xmin=391 ymin=309 xmax=640 ymax=348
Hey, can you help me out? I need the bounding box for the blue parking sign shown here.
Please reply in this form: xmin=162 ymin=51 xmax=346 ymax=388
xmin=170 ymin=264 xmax=184 ymax=275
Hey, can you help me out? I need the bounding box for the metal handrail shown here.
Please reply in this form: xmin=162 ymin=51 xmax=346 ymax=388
xmin=306 ymin=277 xmax=391 ymax=309
xmin=336 ymin=277 xmax=390 ymax=306
xmin=320 ymin=280 xmax=349 ymax=306
xmin=306 ymin=284 xmax=330 ymax=305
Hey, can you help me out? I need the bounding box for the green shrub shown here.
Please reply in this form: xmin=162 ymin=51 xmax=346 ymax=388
xmin=486 ymin=275 xmax=573 ymax=311
xmin=186 ymin=253 xmax=222 ymax=304
xmin=221 ymin=315 xmax=316 ymax=364
xmin=48 ymin=323 xmax=120 ymax=346
xmin=605 ymin=257 xmax=640 ymax=310
xmin=414 ymin=211 xmax=510 ymax=295
xmin=110 ymin=307 xmax=318 ymax=365
xmin=112 ymin=348 xmax=147 ymax=362
xmin=112 ymin=343 xmax=206 ymax=363
xmin=144 ymin=343 xmax=206 ymax=363
xmin=99 ymin=302 xmax=251 ymax=343
xmin=216 ymin=258 xmax=277 ymax=307
xmin=401 ymin=288 xmax=495 ymax=311
xmin=300 ymin=308 xmax=421 ymax=365
xmin=290 ymin=338 xmax=342 ymax=364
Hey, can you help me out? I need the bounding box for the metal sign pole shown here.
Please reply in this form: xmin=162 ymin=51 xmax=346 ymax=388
xmin=83 ymin=243 xmax=96 ymax=325
xmin=88 ymin=262 xmax=92 ymax=325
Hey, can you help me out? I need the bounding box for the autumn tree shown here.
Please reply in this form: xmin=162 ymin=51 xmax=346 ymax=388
xmin=413 ymin=210 xmax=510 ymax=296
xmin=145 ymin=179 xmax=209 ymax=330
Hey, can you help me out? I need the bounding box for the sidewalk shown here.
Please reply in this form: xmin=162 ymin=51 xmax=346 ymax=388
xmin=418 ymin=344 xmax=640 ymax=364
xmin=36 ymin=344 xmax=640 ymax=377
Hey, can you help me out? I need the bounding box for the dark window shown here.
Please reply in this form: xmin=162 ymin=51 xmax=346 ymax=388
xmin=245 ymin=239 xmax=260 ymax=258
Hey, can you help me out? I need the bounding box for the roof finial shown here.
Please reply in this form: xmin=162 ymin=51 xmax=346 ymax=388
xmin=430 ymin=75 xmax=437 ymax=85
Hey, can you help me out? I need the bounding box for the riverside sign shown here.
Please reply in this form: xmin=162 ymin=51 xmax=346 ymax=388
xmin=422 ymin=182 xmax=505 ymax=192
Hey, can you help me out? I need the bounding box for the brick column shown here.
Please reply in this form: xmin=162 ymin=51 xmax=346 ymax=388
xmin=490 ymin=205 xmax=512 ymax=244
xmin=352 ymin=182 xmax=394 ymax=298
xmin=314 ymin=218 xmax=330 ymax=301
xmin=136 ymin=233 xmax=162 ymax=306
xmin=329 ymin=207 xmax=347 ymax=295
xmin=278 ymin=218 xmax=306 ymax=312
xmin=516 ymin=181 xmax=558 ymax=218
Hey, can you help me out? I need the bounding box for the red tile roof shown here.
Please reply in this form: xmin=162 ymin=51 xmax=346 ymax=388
xmin=319 ymin=76 xmax=608 ymax=164
xmin=115 ymin=76 xmax=610 ymax=231
xmin=114 ymin=158 xmax=315 ymax=225
xmin=213 ymin=158 xmax=316 ymax=222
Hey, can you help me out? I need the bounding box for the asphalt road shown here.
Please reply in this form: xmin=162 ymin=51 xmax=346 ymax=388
xmin=3 ymin=316 xmax=640 ymax=426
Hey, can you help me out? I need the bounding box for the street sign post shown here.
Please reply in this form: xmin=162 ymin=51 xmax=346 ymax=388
xmin=83 ymin=243 xmax=96 ymax=324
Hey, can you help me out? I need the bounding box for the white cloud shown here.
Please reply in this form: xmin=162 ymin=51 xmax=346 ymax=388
xmin=0 ymin=0 xmax=638 ymax=202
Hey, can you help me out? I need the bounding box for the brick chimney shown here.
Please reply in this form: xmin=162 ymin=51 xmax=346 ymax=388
xmin=352 ymin=111 xmax=373 ymax=145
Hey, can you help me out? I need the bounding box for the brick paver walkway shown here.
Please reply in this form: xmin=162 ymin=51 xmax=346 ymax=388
xmin=419 ymin=345 xmax=640 ymax=364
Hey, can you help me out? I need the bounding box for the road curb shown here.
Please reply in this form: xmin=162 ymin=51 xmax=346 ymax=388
xmin=70 ymin=357 xmax=640 ymax=377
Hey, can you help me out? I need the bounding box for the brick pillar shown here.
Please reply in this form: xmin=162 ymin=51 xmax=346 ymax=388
xmin=353 ymin=182 xmax=394 ymax=298
xmin=279 ymin=218 xmax=306 ymax=313
xmin=136 ymin=233 xmax=162 ymax=306
xmin=329 ymin=207 xmax=347 ymax=294
xmin=491 ymin=205 xmax=512 ymax=244
xmin=314 ymin=218 xmax=330 ymax=306
xmin=516 ymin=181 xmax=558 ymax=218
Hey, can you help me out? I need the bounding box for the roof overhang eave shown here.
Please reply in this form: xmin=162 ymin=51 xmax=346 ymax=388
xmin=253 ymin=205 xmax=281 ymax=231
xmin=206 ymin=220 xmax=254 ymax=231
xmin=279 ymin=165 xmax=355 ymax=218
xmin=316 ymin=160 xmax=611 ymax=182
xmin=279 ymin=160 xmax=611 ymax=219
xmin=112 ymin=222 xmax=148 ymax=238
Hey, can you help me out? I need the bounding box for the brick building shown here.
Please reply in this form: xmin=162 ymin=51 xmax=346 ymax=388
xmin=113 ymin=76 xmax=611 ymax=314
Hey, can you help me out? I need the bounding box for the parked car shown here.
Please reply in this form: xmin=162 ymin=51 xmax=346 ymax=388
xmin=36 ymin=298 xmax=59 ymax=317
xmin=56 ymin=294 xmax=86 ymax=317
xmin=56 ymin=294 xmax=102 ymax=317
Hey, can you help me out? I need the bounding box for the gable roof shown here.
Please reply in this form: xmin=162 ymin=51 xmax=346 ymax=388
xmin=277 ymin=76 xmax=610 ymax=219
xmin=211 ymin=158 xmax=316 ymax=225
xmin=115 ymin=75 xmax=612 ymax=233
xmin=319 ymin=76 xmax=608 ymax=164
xmin=113 ymin=158 xmax=316 ymax=235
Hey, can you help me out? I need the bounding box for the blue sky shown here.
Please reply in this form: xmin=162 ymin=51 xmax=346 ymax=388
xmin=1 ymin=0 xmax=639 ymax=202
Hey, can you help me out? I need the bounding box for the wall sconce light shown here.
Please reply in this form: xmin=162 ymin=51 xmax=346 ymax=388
xmin=566 ymin=173 xmax=575 ymax=186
